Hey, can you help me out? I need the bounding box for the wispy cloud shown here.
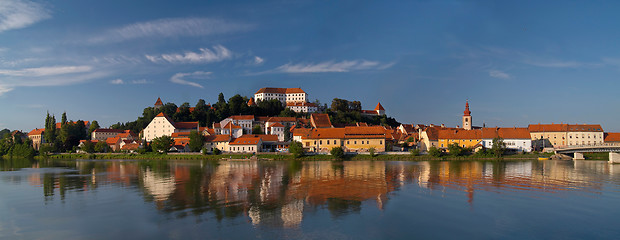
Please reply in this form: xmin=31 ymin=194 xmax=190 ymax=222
xmin=523 ymin=60 xmax=583 ymax=68
xmin=170 ymin=71 xmax=211 ymax=88
xmin=254 ymin=56 xmax=264 ymax=65
xmin=0 ymin=65 xmax=92 ymax=77
xmin=489 ymin=70 xmax=511 ymax=79
xmin=88 ymin=17 xmax=253 ymax=44
xmin=146 ymin=45 xmax=232 ymax=64
xmin=131 ymin=79 xmax=149 ymax=84
xmin=274 ymin=60 xmax=393 ymax=73
xmin=0 ymin=0 xmax=51 ymax=33
xmin=110 ymin=79 xmax=124 ymax=84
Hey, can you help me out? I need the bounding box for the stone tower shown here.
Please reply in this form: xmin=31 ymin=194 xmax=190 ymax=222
xmin=462 ymin=100 xmax=472 ymax=130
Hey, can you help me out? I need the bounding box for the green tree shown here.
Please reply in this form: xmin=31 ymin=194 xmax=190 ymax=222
xmin=368 ymin=147 xmax=376 ymax=157
xmin=61 ymin=112 xmax=67 ymax=126
xmin=448 ymin=143 xmax=464 ymax=156
xmin=151 ymin=135 xmax=174 ymax=153
xmin=0 ymin=129 xmax=10 ymax=139
xmin=252 ymin=125 xmax=263 ymax=134
xmin=81 ymin=141 xmax=95 ymax=153
xmin=330 ymin=146 xmax=345 ymax=159
xmin=283 ymin=126 xmax=291 ymax=142
xmin=94 ymin=141 xmax=108 ymax=153
xmin=410 ymin=148 xmax=420 ymax=156
xmin=491 ymin=137 xmax=507 ymax=158
xmin=44 ymin=112 xmax=57 ymax=145
xmin=428 ymin=146 xmax=441 ymax=157
xmin=188 ymin=131 xmax=204 ymax=152
xmin=213 ymin=148 xmax=222 ymax=155
xmin=289 ymin=141 xmax=304 ymax=158
xmin=89 ymin=120 xmax=100 ymax=137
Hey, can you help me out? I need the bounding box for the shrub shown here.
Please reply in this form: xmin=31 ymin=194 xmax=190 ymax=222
xmin=213 ymin=148 xmax=222 ymax=155
xmin=410 ymin=148 xmax=420 ymax=156
xmin=368 ymin=147 xmax=376 ymax=157
xmin=428 ymin=146 xmax=441 ymax=158
xmin=289 ymin=141 xmax=304 ymax=158
xmin=330 ymin=146 xmax=345 ymax=159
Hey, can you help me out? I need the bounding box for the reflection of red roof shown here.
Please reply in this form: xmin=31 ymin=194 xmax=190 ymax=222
xmin=28 ymin=128 xmax=45 ymax=136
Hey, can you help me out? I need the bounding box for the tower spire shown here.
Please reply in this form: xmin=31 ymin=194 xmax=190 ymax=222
xmin=464 ymin=100 xmax=471 ymax=116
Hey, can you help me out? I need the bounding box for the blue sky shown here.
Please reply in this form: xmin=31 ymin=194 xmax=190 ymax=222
xmin=2 ymin=0 xmax=620 ymax=131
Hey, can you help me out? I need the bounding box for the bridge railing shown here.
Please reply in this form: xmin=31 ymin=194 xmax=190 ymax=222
xmin=555 ymin=143 xmax=620 ymax=150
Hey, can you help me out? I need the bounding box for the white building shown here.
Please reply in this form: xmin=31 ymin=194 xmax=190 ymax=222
xmin=91 ymin=129 xmax=125 ymax=141
xmin=265 ymin=122 xmax=286 ymax=141
xmin=481 ymin=127 xmax=533 ymax=153
xmin=254 ymin=87 xmax=307 ymax=104
xmin=220 ymin=115 xmax=254 ymax=135
xmin=143 ymin=112 xmax=199 ymax=141
xmin=286 ymin=102 xmax=318 ymax=113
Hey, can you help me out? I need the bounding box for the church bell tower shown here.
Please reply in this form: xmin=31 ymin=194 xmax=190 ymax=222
xmin=462 ymin=100 xmax=472 ymax=130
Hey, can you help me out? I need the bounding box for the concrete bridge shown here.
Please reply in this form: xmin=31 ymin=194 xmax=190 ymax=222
xmin=554 ymin=144 xmax=620 ymax=163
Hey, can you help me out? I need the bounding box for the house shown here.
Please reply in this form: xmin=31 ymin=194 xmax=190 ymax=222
xmin=398 ymin=124 xmax=416 ymax=135
xmin=528 ymin=123 xmax=604 ymax=148
xmin=300 ymin=128 xmax=345 ymax=153
xmin=116 ymin=130 xmax=137 ymax=140
xmin=204 ymin=135 xmax=231 ymax=153
xmin=286 ymin=102 xmax=318 ymax=113
xmin=291 ymin=126 xmax=311 ymax=142
xmin=239 ymin=134 xmax=279 ymax=152
xmin=604 ymin=133 xmax=620 ymax=146
xmin=480 ymin=128 xmax=532 ymax=153
xmin=106 ymin=137 xmax=122 ymax=152
xmin=418 ymin=126 xmax=447 ymax=152
xmin=28 ymin=128 xmax=45 ymax=150
xmin=220 ymin=115 xmax=254 ymax=134
xmin=171 ymin=138 xmax=190 ymax=152
xmin=218 ymin=122 xmax=243 ymax=138
xmin=310 ymin=113 xmax=333 ymax=128
xmin=254 ymin=87 xmax=307 ymax=104
xmin=343 ymin=126 xmax=386 ymax=152
xmin=154 ymin=97 xmax=164 ymax=109
xmin=92 ymin=129 xmax=125 ymax=141
xmin=143 ymin=112 xmax=199 ymax=141
xmin=361 ymin=102 xmax=386 ymax=116
xmin=437 ymin=129 xmax=483 ymax=150
xmin=229 ymin=137 xmax=262 ymax=153
xmin=265 ymin=122 xmax=286 ymax=141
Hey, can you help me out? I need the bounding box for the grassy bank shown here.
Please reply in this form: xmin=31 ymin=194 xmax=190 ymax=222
xmin=38 ymin=152 xmax=545 ymax=161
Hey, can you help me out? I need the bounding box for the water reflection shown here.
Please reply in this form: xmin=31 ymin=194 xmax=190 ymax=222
xmin=1 ymin=159 xmax=618 ymax=228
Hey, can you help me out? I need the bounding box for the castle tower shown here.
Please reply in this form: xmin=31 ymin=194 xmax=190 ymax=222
xmin=154 ymin=97 xmax=163 ymax=109
xmin=462 ymin=100 xmax=472 ymax=130
xmin=374 ymin=102 xmax=386 ymax=116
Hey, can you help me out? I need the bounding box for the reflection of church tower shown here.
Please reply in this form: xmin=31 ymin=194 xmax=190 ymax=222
xmin=462 ymin=101 xmax=472 ymax=130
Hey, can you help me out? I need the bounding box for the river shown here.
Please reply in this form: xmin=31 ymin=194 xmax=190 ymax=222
xmin=1 ymin=158 xmax=619 ymax=239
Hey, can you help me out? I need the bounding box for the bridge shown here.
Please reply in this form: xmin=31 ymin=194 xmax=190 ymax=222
xmin=553 ymin=144 xmax=620 ymax=163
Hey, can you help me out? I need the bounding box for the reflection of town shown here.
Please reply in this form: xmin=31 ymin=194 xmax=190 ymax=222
xmin=2 ymin=159 xmax=619 ymax=227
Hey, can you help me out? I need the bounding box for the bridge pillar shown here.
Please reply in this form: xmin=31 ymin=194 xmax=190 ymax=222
xmin=609 ymin=152 xmax=620 ymax=164
xmin=574 ymin=152 xmax=585 ymax=160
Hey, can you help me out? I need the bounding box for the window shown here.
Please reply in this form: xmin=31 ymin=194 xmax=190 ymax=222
xmin=354 ymin=141 xmax=357 ymax=144
xmin=327 ymin=140 xmax=330 ymax=144
xmin=320 ymin=140 xmax=322 ymax=145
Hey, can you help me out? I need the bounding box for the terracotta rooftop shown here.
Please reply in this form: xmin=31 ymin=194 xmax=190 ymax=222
xmin=270 ymin=122 xmax=285 ymax=128
xmin=286 ymin=102 xmax=317 ymax=107
xmin=497 ymin=127 xmax=531 ymax=139
xmin=307 ymin=128 xmax=345 ymax=139
xmin=247 ymin=98 xmax=255 ymax=106
xmin=205 ymin=135 xmax=231 ymax=142
xmin=528 ymin=123 xmax=567 ymax=132
xmin=361 ymin=110 xmax=379 ymax=115
xmin=255 ymin=87 xmax=306 ymax=94
xmin=28 ymin=128 xmax=45 ymax=136
xmin=239 ymin=134 xmax=279 ymax=142
xmin=311 ymin=113 xmax=332 ymax=128
xmin=604 ymin=133 xmax=620 ymax=142
xmin=106 ymin=137 xmax=121 ymax=145
xmin=93 ymin=129 xmax=124 ymax=133
xmin=266 ymin=117 xmax=297 ymax=123
xmin=567 ymin=124 xmax=603 ymax=132
xmin=174 ymin=121 xmax=199 ymax=130
xmin=155 ymin=97 xmax=163 ymax=106
xmin=174 ymin=138 xmax=190 ymax=147
xmin=171 ymin=132 xmax=191 ymax=138
xmin=344 ymin=126 xmax=386 ymax=139
xmin=374 ymin=102 xmax=385 ymax=111
xmin=228 ymin=115 xmax=255 ymax=121
xmin=229 ymin=137 xmax=261 ymax=145
xmin=223 ymin=122 xmax=242 ymax=129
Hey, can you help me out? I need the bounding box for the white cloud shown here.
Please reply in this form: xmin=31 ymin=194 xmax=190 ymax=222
xmin=0 ymin=65 xmax=92 ymax=77
xmin=523 ymin=60 xmax=582 ymax=68
xmin=170 ymin=71 xmax=211 ymax=88
xmin=254 ymin=56 xmax=264 ymax=65
xmin=131 ymin=79 xmax=149 ymax=84
xmin=0 ymin=85 xmax=13 ymax=95
xmin=146 ymin=45 xmax=232 ymax=64
xmin=110 ymin=79 xmax=124 ymax=84
xmin=489 ymin=70 xmax=511 ymax=79
xmin=274 ymin=60 xmax=391 ymax=73
xmin=88 ymin=17 xmax=253 ymax=44
xmin=0 ymin=0 xmax=50 ymax=33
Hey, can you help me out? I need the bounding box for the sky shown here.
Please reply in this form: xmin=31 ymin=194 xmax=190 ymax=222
xmin=2 ymin=0 xmax=620 ymax=132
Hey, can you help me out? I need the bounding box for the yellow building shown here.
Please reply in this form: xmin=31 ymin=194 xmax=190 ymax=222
xmin=299 ymin=126 xmax=387 ymax=153
xmin=437 ymin=128 xmax=487 ymax=150
xmin=300 ymin=128 xmax=345 ymax=153
xmin=528 ymin=123 xmax=604 ymax=148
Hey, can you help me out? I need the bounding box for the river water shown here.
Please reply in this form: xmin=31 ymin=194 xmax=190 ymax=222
xmin=1 ymin=159 xmax=619 ymax=239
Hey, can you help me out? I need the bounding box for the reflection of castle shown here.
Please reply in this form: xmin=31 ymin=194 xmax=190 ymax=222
xmin=16 ymin=159 xmax=610 ymax=226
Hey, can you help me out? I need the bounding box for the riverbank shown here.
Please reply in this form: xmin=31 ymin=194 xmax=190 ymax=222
xmin=36 ymin=152 xmax=553 ymax=161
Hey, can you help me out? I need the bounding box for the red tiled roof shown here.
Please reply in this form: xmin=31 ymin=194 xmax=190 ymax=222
xmin=374 ymin=102 xmax=385 ymax=111
xmin=286 ymin=102 xmax=317 ymax=107
xmin=497 ymin=128 xmax=531 ymax=139
xmin=247 ymin=98 xmax=255 ymax=106
xmin=213 ymin=123 xmax=222 ymax=128
xmin=229 ymin=137 xmax=261 ymax=145
xmin=255 ymin=116 xmax=271 ymax=122
xmin=311 ymin=113 xmax=332 ymax=128
xmin=175 ymin=107 xmax=195 ymax=113
xmin=604 ymin=133 xmax=620 ymax=142
xmin=205 ymin=135 xmax=231 ymax=142
xmin=292 ymin=127 xmax=311 ymax=136
xmin=400 ymin=124 xmax=415 ymax=133
xmin=344 ymin=126 xmax=386 ymax=139
xmin=174 ymin=121 xmax=198 ymax=129
xmin=79 ymin=139 xmax=99 ymax=144
xmin=438 ymin=129 xmax=482 ymax=140
xmin=28 ymin=128 xmax=45 ymax=136
xmin=121 ymin=143 xmax=140 ymax=151
xmin=106 ymin=137 xmax=121 ymax=145
xmin=155 ymin=97 xmax=163 ymax=106
xmin=93 ymin=129 xmax=124 ymax=133
xmin=228 ymin=115 xmax=254 ymax=120
xmin=567 ymin=124 xmax=603 ymax=132
xmin=270 ymin=122 xmax=285 ymax=128
xmin=307 ymin=128 xmax=345 ymax=139
xmin=361 ymin=110 xmax=379 ymax=115
xmin=285 ymin=88 xmax=305 ymax=94
xmin=223 ymin=122 xmax=242 ymax=129
xmin=266 ymin=117 xmax=297 ymax=122
xmin=528 ymin=124 xmax=568 ymax=132
xmin=171 ymin=132 xmax=191 ymax=138
xmin=255 ymin=87 xmax=306 ymax=94
xmin=56 ymin=121 xmax=90 ymax=129
xmin=239 ymin=134 xmax=279 ymax=142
